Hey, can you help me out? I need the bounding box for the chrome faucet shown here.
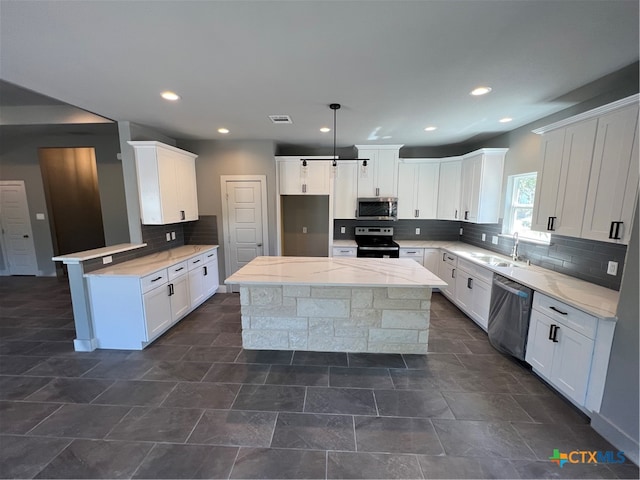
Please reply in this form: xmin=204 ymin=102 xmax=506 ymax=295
xmin=511 ymin=232 xmax=519 ymax=261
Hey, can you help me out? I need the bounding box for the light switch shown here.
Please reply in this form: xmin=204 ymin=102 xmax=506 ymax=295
xmin=340 ymin=226 xmax=346 ymax=234
xmin=607 ymin=261 xmax=618 ymax=276
xmin=481 ymin=233 xmax=486 ymax=241
xmin=302 ymin=227 xmax=307 ymax=234
xmin=102 ymin=256 xmax=113 ymax=265
xmin=415 ymin=228 xmax=420 ymax=235
xmin=171 ymin=231 xmax=176 ymax=240
xmin=166 ymin=233 xmax=171 ymax=241
xmin=492 ymin=236 xmax=499 ymax=244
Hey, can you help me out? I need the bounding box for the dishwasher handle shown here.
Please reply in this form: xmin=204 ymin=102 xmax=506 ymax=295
xmin=493 ymin=276 xmax=530 ymax=298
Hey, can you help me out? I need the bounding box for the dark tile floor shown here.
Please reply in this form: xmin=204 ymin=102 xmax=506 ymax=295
xmin=0 ymin=276 xmax=637 ymax=479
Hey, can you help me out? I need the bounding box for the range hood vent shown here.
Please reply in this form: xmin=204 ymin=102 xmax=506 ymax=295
xmin=268 ymin=114 xmax=293 ymax=124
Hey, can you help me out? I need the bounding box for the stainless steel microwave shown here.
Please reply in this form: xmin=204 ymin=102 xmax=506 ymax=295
xmin=357 ymin=197 xmax=398 ymax=221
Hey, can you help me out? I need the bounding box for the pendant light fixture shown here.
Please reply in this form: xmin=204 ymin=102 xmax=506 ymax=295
xmin=302 ymin=103 xmax=368 ymax=170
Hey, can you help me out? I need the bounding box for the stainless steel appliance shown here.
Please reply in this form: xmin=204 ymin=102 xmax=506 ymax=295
xmin=357 ymin=197 xmax=398 ymax=221
xmin=487 ymin=274 xmax=533 ymax=360
xmin=355 ymin=226 xmax=400 ymax=258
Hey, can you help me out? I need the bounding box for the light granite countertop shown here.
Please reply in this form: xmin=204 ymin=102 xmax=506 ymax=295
xmin=225 ymin=256 xmax=447 ymax=288
xmin=330 ymin=239 xmax=619 ymax=319
xmin=84 ymin=245 xmax=218 ymax=278
xmin=52 ymin=243 xmax=148 ymax=264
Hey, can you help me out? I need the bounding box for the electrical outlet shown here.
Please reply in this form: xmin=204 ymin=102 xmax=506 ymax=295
xmin=171 ymin=231 xmax=176 ymax=240
xmin=340 ymin=226 xmax=346 ymax=234
xmin=607 ymin=261 xmax=618 ymax=276
xmin=166 ymin=233 xmax=171 ymax=241
xmin=415 ymin=228 xmax=420 ymax=235
xmin=102 ymin=255 xmax=113 ymax=265
xmin=36 ymin=213 xmax=45 ymax=220
xmin=459 ymin=227 xmax=463 ymax=235
xmin=481 ymin=233 xmax=486 ymax=242
xmin=492 ymin=236 xmax=499 ymax=245
xmin=302 ymin=226 xmax=307 ymax=234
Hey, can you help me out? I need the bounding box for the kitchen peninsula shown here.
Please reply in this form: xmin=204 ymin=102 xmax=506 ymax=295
xmin=225 ymin=256 xmax=447 ymax=354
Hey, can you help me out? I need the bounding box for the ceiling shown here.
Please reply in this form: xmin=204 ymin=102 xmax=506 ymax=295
xmin=0 ymin=1 xmax=638 ymax=149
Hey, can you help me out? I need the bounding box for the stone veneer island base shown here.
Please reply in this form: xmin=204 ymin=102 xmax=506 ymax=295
xmin=225 ymin=256 xmax=447 ymax=354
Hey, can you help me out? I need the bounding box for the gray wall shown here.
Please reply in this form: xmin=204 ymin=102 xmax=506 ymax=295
xmin=595 ymin=198 xmax=639 ymax=463
xmin=178 ymin=139 xmax=277 ymax=282
xmin=282 ymin=195 xmax=329 ymax=257
xmin=0 ymin=124 xmax=129 ymax=276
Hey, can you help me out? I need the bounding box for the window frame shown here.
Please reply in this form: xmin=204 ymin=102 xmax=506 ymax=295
xmin=502 ymin=172 xmax=550 ymax=244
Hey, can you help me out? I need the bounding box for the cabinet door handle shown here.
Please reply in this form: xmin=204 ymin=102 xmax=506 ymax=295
xmin=464 ymin=211 xmax=469 ymax=220
xmin=151 ymin=276 xmax=163 ymax=283
xmin=467 ymin=277 xmax=473 ymax=289
xmin=548 ymin=324 xmax=555 ymax=341
xmin=548 ymin=217 xmax=552 ymax=231
xmin=552 ymin=325 xmax=560 ymax=343
xmin=203 ymin=266 xmax=208 ymax=276
xmin=609 ymin=221 xmax=616 ymax=239
xmin=549 ymin=306 xmax=567 ymax=315
xmin=451 ymin=268 xmax=456 ymax=279
xmin=375 ymin=187 xmax=380 ymax=196
xmin=613 ymin=222 xmax=623 ymax=240
xmin=302 ymin=184 xmax=307 ymax=193
xmin=180 ymin=210 xmax=185 ymax=220
xmin=547 ymin=216 xmax=556 ymax=231
xmin=442 ymin=252 xmax=447 ymax=261
xmin=454 ymin=209 xmax=458 ymax=219
xmin=168 ymin=284 xmax=174 ymax=296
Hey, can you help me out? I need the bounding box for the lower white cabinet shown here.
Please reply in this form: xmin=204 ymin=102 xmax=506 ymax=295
xmin=423 ymin=249 xmax=440 ymax=273
xmin=88 ymin=247 xmax=219 ymax=350
xmin=438 ymin=252 xmax=457 ymax=299
xmin=454 ymin=258 xmax=492 ymax=330
xmin=332 ymin=246 xmax=357 ymax=257
xmin=526 ymin=293 xmax=596 ymax=407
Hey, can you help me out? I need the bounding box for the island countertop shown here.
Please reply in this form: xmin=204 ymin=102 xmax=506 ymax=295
xmin=225 ymin=256 xmax=447 ymax=288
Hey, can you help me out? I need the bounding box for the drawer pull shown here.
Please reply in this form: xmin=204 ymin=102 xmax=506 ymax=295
xmin=207 ymin=253 xmax=215 ymax=258
xmin=151 ymin=276 xmax=163 ymax=282
xmin=340 ymin=250 xmax=350 ymax=253
xmin=192 ymin=259 xmax=201 ymax=264
xmin=174 ymin=267 xmax=184 ymax=272
xmin=406 ymin=251 xmax=417 ymax=254
xmin=549 ymin=306 xmax=568 ymax=315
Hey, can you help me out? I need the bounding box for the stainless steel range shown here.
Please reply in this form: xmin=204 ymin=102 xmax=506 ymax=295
xmin=355 ymin=227 xmax=400 ymax=258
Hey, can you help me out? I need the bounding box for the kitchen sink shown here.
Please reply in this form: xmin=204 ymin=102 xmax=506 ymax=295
xmin=468 ymin=253 xmax=518 ymax=268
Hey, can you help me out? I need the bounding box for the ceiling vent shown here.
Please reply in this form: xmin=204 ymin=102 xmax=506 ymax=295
xmin=268 ymin=114 xmax=293 ymax=124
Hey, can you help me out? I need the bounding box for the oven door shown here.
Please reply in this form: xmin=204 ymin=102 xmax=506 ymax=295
xmin=357 ymin=246 xmax=400 ymax=258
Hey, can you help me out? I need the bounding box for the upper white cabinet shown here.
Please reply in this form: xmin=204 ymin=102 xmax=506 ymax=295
xmin=277 ymin=157 xmax=331 ymax=195
xmin=397 ymin=159 xmax=440 ymax=219
xmin=532 ymin=95 xmax=639 ymax=244
xmin=581 ymin=104 xmax=639 ymax=244
xmin=531 ymin=119 xmax=598 ymax=237
xmin=129 ymin=141 xmax=199 ymax=225
xmin=437 ymin=158 xmax=462 ymax=221
xmin=333 ymin=161 xmax=358 ymax=219
xmin=355 ymin=145 xmax=402 ymax=197
xmin=459 ymin=149 xmax=507 ymax=223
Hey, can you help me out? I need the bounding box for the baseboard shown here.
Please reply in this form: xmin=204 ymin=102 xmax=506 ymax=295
xmin=591 ymin=411 xmax=639 ymax=466
xmin=216 ymin=285 xmax=229 ymax=293
xmin=73 ymin=338 xmax=98 ymax=352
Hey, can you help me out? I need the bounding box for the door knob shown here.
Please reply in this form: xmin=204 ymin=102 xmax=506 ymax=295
xmin=257 ymin=243 xmax=263 ymax=247
xmin=23 ymin=234 xmax=29 ymax=238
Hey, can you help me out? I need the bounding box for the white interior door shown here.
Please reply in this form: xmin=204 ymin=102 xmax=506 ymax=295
xmin=222 ymin=177 xmax=267 ymax=292
xmin=0 ymin=181 xmax=38 ymax=275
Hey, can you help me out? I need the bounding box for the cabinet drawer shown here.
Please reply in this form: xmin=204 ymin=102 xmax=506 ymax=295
xmin=533 ymin=292 xmax=598 ymax=339
xmin=441 ymin=251 xmax=457 ymax=266
xmin=187 ymin=254 xmax=205 ymax=271
xmin=141 ymin=269 xmax=168 ymax=293
xmin=168 ymin=261 xmax=188 ymax=281
xmin=332 ymin=247 xmax=357 ymax=257
xmin=400 ymin=248 xmax=424 ymax=258
xmin=203 ymin=249 xmax=218 ymax=264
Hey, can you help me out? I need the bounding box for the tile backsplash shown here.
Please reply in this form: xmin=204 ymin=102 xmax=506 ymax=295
xmin=333 ymin=219 xmax=460 ymax=241
xmin=459 ymin=221 xmax=626 ymax=291
xmin=83 ymin=216 xmax=218 ymax=273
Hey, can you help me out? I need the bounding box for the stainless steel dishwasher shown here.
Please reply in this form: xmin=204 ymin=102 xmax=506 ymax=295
xmin=488 ymin=274 xmax=533 ymax=360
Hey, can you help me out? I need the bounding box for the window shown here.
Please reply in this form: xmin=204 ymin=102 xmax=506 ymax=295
xmin=503 ymin=172 xmax=550 ymax=243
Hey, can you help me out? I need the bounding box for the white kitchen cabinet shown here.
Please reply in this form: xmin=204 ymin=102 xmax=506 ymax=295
xmin=423 ymin=249 xmax=440 ymax=274
xmin=455 ymin=258 xmax=493 ymax=330
xmin=526 ymin=292 xmax=596 ymax=406
xmin=531 ymin=119 xmax=598 ymax=236
xmin=129 ymin=141 xmax=199 ymax=225
xmin=459 ymin=149 xmax=507 ymax=223
xmin=188 ymin=249 xmax=219 ymax=308
xmin=581 ymin=104 xmax=639 ymax=244
xmin=397 ymin=160 xmax=440 ymax=219
xmin=277 ymin=158 xmax=331 ymax=195
xmin=332 ymin=246 xmax=357 ymax=257
xmin=333 ymin=161 xmax=358 ymax=219
xmin=400 ymin=247 xmax=424 ymax=265
xmin=355 ymin=145 xmax=402 ymax=197
xmin=438 ymin=251 xmax=457 ymax=299
xmin=437 ymin=158 xmax=462 ymax=220
xmin=87 ymin=248 xmax=219 ymax=350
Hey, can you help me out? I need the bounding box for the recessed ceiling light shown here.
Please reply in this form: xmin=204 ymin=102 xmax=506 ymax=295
xmin=217 ymin=128 xmax=230 ymax=134
xmin=320 ymin=127 xmax=331 ymax=133
xmin=470 ymin=86 xmax=492 ymax=96
xmin=382 ymin=136 xmax=392 ymax=139
xmin=160 ymin=91 xmax=180 ymax=101
xmin=499 ymin=117 xmax=513 ymax=123
xmin=424 ymin=126 xmax=437 ymax=132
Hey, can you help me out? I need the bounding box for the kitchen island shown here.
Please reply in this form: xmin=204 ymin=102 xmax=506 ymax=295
xmin=225 ymin=256 xmax=447 ymax=354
